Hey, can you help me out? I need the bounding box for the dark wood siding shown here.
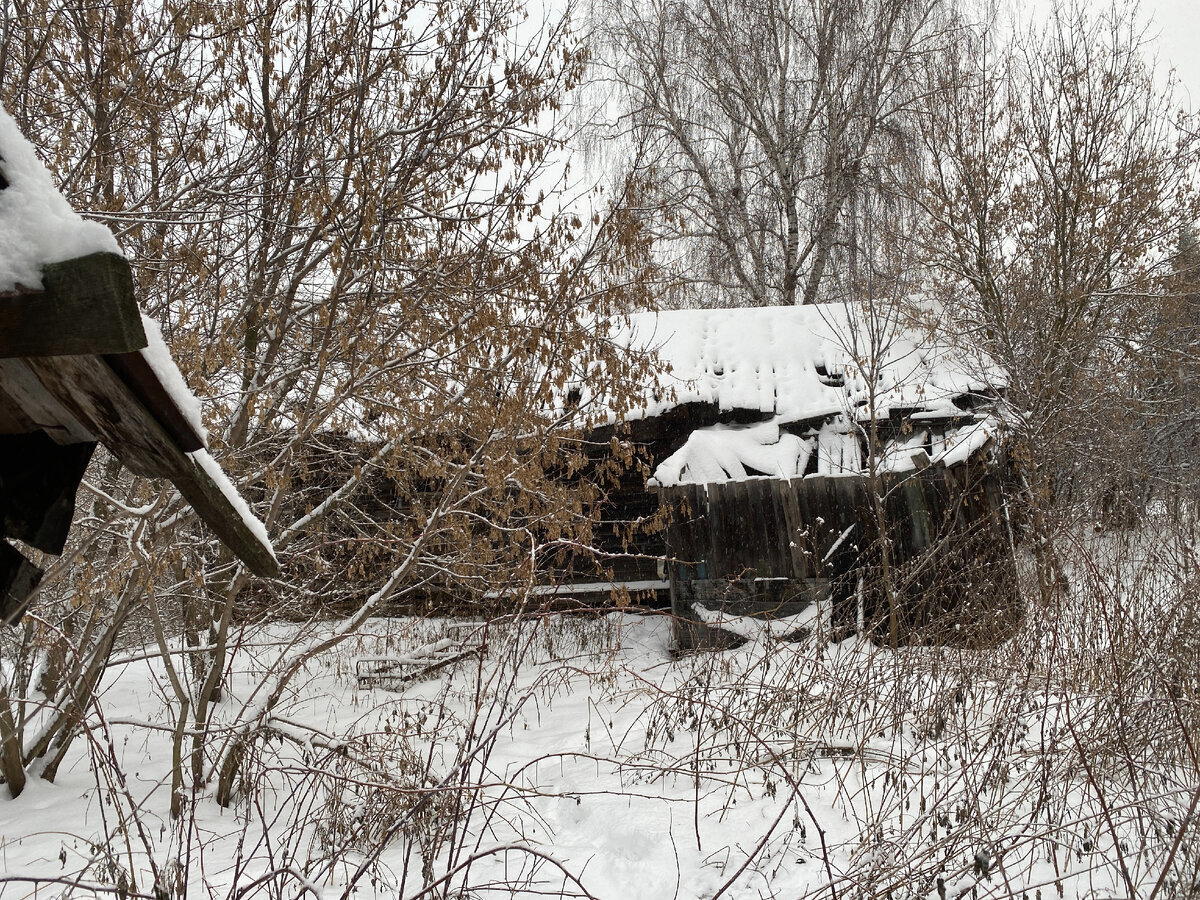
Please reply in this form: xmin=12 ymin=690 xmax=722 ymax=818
xmin=659 ymin=458 xmax=1019 ymax=645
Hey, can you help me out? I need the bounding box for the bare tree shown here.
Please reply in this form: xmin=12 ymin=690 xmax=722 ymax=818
xmin=590 ymin=0 xmax=952 ymax=307
xmin=0 ymin=0 xmax=659 ymax=801
xmin=916 ymin=2 xmax=1200 ymax=596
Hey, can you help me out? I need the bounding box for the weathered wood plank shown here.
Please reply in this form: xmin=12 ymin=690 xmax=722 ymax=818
xmin=25 ymin=354 xmax=179 ymax=476
xmin=705 ymin=484 xmax=726 ymax=578
xmin=0 ymin=540 xmax=41 ymax=625
xmin=747 ymin=480 xmax=765 ymax=573
xmin=731 ymin=480 xmax=749 ymax=574
xmin=679 ymin=485 xmax=705 ymax=570
xmin=791 ymin=479 xmax=817 ymax=575
xmin=0 ymin=253 xmax=146 ymax=358
xmin=776 ymin=479 xmax=796 ymax=575
xmin=900 ymin=475 xmax=934 ymax=552
xmin=767 ymin=480 xmax=791 ymax=576
xmin=104 ymin=351 xmax=205 ymax=453
xmin=171 ymin=453 xmax=280 ymax=578
xmin=760 ymin=480 xmax=783 ymax=576
xmin=730 ymin=479 xmax=754 ymax=577
xmin=22 ymin=355 xmax=279 ymax=577
xmin=0 ymin=358 xmax=95 ymax=444
xmin=0 ymin=385 xmax=35 ymax=434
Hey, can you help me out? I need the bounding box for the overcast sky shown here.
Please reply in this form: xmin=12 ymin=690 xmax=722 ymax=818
xmin=1024 ymin=0 xmax=1200 ymax=104
xmin=1139 ymin=0 xmax=1199 ymax=103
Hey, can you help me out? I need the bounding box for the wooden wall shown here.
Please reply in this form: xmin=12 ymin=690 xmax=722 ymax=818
xmin=659 ymin=459 xmax=1020 ymax=645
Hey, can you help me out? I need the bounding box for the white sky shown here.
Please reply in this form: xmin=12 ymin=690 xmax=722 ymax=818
xmin=1023 ymin=0 xmax=1200 ymax=105
xmin=1137 ymin=0 xmax=1200 ymax=104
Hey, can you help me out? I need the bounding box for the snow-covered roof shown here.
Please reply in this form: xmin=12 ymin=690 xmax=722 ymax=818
xmin=0 ymin=108 xmax=119 ymax=291
xmin=0 ymin=106 xmax=277 ymax=577
xmin=608 ymin=305 xmax=1005 ymax=488
xmin=619 ymin=304 xmax=1002 ymax=424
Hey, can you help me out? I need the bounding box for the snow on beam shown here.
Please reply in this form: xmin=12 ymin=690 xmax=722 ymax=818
xmin=22 ymin=353 xmax=278 ymax=577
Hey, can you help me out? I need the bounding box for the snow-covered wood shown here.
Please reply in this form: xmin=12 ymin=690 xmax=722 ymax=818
xmin=619 ymin=304 xmax=1001 ymax=424
xmin=0 ymin=252 xmax=147 ymax=358
xmin=0 ymin=106 xmax=277 ymax=582
xmin=0 ymin=108 xmax=119 ymax=291
xmin=608 ymin=305 xmax=1005 ymax=487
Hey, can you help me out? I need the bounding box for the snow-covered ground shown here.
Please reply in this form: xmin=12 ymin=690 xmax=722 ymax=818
xmin=1 ymin=578 xmax=1195 ymax=899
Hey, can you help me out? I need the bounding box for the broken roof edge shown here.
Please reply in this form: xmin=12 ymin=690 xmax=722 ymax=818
xmin=647 ymin=411 xmax=1004 ymax=488
xmin=0 ymin=110 xmax=278 ymax=578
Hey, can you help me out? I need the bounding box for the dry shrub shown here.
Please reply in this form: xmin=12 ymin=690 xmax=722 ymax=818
xmin=627 ymin=506 xmax=1200 ymax=896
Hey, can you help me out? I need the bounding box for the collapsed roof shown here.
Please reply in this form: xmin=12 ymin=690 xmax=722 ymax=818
xmin=612 ymin=305 xmax=1004 ymax=487
xmin=0 ymin=107 xmax=278 ymax=622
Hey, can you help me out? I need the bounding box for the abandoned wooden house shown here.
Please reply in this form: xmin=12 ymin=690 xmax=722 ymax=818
xmin=0 ymin=109 xmax=277 ymax=624
xmin=562 ymin=304 xmax=1017 ymax=648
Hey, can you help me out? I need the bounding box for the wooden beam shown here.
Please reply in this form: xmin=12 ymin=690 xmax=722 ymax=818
xmin=22 ymin=355 xmax=279 ymax=577
xmin=0 ymin=252 xmax=146 ymax=358
xmin=172 ymin=453 xmax=280 ymax=578
xmin=25 ymin=354 xmax=179 ymax=476
xmin=104 ymin=351 xmax=205 ymax=452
